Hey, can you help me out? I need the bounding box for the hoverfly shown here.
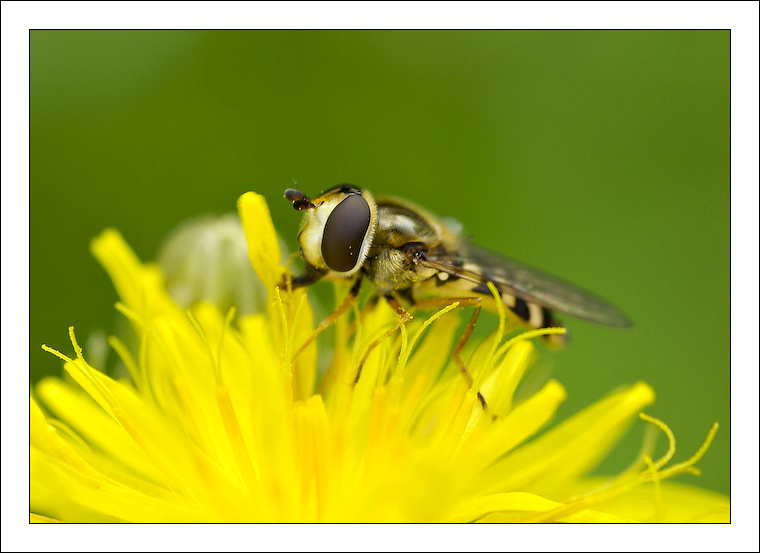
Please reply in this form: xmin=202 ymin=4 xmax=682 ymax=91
xmin=283 ymin=184 xmax=631 ymax=395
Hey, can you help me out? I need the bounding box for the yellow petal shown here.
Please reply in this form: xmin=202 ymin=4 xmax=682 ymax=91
xmin=237 ymin=191 xmax=283 ymax=292
xmin=237 ymin=192 xmax=316 ymax=399
xmin=458 ymin=379 xmax=567 ymax=474
xmin=562 ymin=477 xmax=730 ymax=523
xmin=476 ymin=382 xmax=655 ymax=495
xmin=446 ymin=492 xmax=637 ymax=523
xmin=91 ymin=228 xmax=178 ymax=320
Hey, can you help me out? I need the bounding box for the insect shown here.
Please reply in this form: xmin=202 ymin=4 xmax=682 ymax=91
xmin=283 ymin=184 xmax=631 ymax=396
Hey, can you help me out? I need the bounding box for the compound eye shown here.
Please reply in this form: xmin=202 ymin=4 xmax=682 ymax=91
xmin=321 ymin=194 xmax=371 ymax=272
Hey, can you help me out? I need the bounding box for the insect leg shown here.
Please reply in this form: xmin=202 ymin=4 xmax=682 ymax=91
xmin=292 ymin=277 xmax=362 ymax=361
xmin=286 ymin=262 xmax=327 ymax=290
xmin=411 ymin=296 xmax=488 ymax=411
xmin=351 ymin=295 xmax=412 ymax=387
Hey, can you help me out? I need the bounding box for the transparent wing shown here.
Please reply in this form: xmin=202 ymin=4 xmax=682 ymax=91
xmin=421 ymin=244 xmax=632 ymax=328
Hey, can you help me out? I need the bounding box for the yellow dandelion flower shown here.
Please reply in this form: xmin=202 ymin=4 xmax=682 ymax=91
xmin=30 ymin=192 xmax=729 ymax=523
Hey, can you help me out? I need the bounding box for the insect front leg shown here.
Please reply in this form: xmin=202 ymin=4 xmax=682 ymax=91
xmin=285 ymin=262 xmax=327 ymax=290
xmin=291 ymin=277 xmax=362 ymax=362
xmin=411 ymin=296 xmax=489 ymax=412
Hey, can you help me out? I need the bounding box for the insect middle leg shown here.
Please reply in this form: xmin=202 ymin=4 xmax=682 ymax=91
xmin=351 ymin=295 xmax=412 ymax=387
xmin=411 ymin=296 xmax=488 ymax=410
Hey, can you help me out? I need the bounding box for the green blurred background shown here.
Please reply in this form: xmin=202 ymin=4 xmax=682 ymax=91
xmin=30 ymin=31 xmax=729 ymax=495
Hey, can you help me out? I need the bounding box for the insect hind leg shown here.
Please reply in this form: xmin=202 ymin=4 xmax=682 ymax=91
xmin=411 ymin=296 xmax=489 ymax=412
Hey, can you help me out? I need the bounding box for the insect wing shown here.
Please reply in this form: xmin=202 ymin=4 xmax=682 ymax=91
xmin=421 ymin=245 xmax=632 ymax=328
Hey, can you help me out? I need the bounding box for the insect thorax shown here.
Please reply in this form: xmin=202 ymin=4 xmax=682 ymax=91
xmin=362 ymin=201 xmax=448 ymax=294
